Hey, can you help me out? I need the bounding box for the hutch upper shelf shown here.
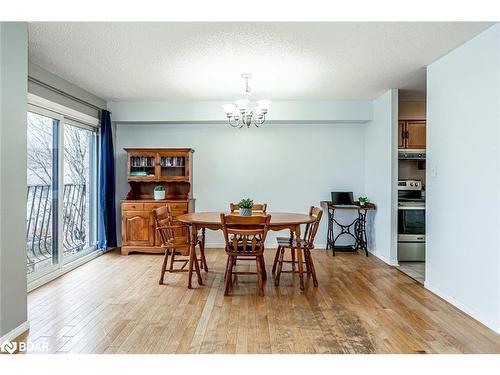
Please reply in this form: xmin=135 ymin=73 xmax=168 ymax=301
xmin=125 ymin=148 xmax=194 ymax=182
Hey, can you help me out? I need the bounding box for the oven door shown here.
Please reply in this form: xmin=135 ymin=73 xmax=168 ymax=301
xmin=398 ymin=207 xmax=425 ymax=236
xmin=398 ymin=206 xmax=425 ymax=261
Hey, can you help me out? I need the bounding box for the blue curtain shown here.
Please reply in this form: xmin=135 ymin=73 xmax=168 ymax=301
xmin=98 ymin=110 xmax=117 ymax=249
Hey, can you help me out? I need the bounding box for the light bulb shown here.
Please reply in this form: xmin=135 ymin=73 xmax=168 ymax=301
xmin=257 ymin=100 xmax=270 ymax=111
xmin=222 ymin=104 xmax=236 ymax=115
xmin=236 ymin=99 xmax=249 ymax=111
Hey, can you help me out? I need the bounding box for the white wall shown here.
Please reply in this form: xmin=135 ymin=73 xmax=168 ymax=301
xmin=426 ymin=24 xmax=500 ymax=333
xmin=364 ymin=90 xmax=398 ymax=264
xmin=0 ymin=22 xmax=28 ymax=339
xmin=115 ymin=123 xmax=367 ymax=247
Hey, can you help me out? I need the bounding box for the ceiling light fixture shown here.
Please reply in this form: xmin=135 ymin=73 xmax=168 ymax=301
xmin=222 ymin=73 xmax=270 ymax=128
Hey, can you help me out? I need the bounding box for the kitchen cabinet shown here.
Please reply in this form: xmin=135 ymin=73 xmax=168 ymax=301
xmin=399 ymin=120 xmax=426 ymax=149
xmin=398 ymin=121 xmax=406 ymax=148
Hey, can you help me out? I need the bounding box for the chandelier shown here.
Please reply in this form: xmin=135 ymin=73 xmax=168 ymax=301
xmin=222 ymin=73 xmax=270 ymax=128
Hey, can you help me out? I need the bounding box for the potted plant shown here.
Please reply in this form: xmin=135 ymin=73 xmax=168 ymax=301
xmin=238 ymin=198 xmax=253 ymax=216
xmin=154 ymin=186 xmax=166 ymax=200
xmin=358 ymin=196 xmax=369 ymax=207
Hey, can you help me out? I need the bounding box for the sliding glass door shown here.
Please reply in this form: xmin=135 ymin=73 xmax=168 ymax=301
xmin=27 ymin=105 xmax=98 ymax=282
xmin=26 ymin=111 xmax=60 ymax=275
xmin=63 ymin=122 xmax=97 ymax=263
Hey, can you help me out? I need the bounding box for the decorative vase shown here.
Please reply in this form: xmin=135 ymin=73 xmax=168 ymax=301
xmin=154 ymin=190 xmax=165 ymax=200
xmin=359 ymin=201 xmax=366 ymax=207
xmin=239 ymin=207 xmax=252 ymax=216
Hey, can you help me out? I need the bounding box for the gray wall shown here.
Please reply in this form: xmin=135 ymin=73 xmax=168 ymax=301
xmin=115 ymin=122 xmax=368 ymax=248
xmin=426 ymin=23 xmax=500 ymax=333
xmin=0 ymin=22 xmax=28 ymax=337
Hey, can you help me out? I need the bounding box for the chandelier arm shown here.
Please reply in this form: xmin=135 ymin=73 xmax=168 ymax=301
xmin=229 ymin=117 xmax=241 ymax=128
xmin=253 ymin=114 xmax=266 ymax=126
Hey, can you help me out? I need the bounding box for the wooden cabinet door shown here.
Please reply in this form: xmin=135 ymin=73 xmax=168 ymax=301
xmin=157 ymin=150 xmax=189 ymax=181
xmin=406 ymin=121 xmax=426 ymax=149
xmin=122 ymin=211 xmax=154 ymax=246
xmin=127 ymin=150 xmax=158 ymax=181
xmin=398 ymin=121 xmax=406 ymax=148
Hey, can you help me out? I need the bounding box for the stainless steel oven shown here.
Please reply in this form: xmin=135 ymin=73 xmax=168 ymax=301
xmin=398 ymin=180 xmax=425 ymax=261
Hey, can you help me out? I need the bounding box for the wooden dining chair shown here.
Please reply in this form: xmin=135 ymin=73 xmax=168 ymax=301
xmin=153 ymin=206 xmax=205 ymax=285
xmin=153 ymin=205 xmax=208 ymax=271
xmin=272 ymin=206 xmax=323 ymax=288
xmin=229 ymin=202 xmax=268 ymax=214
xmin=220 ymin=213 xmax=271 ymax=296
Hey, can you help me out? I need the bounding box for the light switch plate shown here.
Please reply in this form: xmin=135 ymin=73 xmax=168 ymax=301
xmin=430 ymin=165 xmax=437 ymax=177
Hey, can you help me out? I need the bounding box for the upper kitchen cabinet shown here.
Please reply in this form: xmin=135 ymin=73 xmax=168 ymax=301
xmin=398 ymin=121 xmax=406 ymax=148
xmin=405 ymin=121 xmax=426 ymax=149
xmin=398 ymin=100 xmax=426 ymax=150
xmin=398 ymin=120 xmax=426 ymax=149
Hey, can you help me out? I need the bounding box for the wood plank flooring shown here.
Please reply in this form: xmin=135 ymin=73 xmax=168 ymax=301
xmin=19 ymin=248 xmax=500 ymax=354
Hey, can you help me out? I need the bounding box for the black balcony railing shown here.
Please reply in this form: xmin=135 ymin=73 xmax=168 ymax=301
xmin=26 ymin=184 xmax=88 ymax=274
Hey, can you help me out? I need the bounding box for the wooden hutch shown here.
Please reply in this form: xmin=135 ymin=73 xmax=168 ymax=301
xmin=121 ymin=148 xmax=195 ymax=255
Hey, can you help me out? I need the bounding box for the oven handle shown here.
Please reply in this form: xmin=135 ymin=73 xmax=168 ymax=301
xmin=398 ymin=206 xmax=426 ymax=210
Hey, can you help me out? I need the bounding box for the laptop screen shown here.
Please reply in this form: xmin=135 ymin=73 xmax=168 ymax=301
xmin=331 ymin=192 xmax=354 ymax=205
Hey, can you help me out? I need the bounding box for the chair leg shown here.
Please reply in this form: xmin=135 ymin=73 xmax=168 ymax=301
xmin=307 ymin=249 xmax=319 ymax=287
xmin=169 ymin=249 xmax=176 ymax=271
xmin=275 ymin=247 xmax=285 ymax=286
xmin=224 ymin=256 xmax=234 ymax=296
xmin=260 ymin=256 xmax=267 ymax=281
xmin=256 ymin=256 xmax=264 ymax=296
xmin=224 ymin=254 xmax=230 ymax=280
xmin=304 ymin=249 xmax=311 ymax=275
xmin=272 ymin=246 xmax=281 ymax=274
xmin=159 ymin=249 xmax=170 ymax=285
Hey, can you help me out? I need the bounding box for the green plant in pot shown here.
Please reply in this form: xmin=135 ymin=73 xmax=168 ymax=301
xmin=358 ymin=196 xmax=369 ymax=207
xmin=154 ymin=185 xmax=166 ymax=200
xmin=238 ymin=198 xmax=253 ymax=216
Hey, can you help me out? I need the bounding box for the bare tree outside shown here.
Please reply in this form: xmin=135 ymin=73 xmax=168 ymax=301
xmin=27 ymin=112 xmax=95 ymax=275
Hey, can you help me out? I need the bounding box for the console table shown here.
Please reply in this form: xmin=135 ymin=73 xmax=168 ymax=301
xmin=320 ymin=201 xmax=376 ymax=256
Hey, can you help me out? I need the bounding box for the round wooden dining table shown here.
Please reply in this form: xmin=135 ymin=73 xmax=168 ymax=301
xmin=177 ymin=212 xmax=317 ymax=290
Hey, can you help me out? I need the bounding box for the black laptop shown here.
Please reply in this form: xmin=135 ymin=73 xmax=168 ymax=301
xmin=331 ymin=192 xmax=356 ymax=207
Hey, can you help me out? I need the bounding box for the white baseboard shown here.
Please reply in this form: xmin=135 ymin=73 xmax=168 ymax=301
xmin=425 ymin=281 xmax=500 ymax=334
xmin=368 ymin=249 xmax=399 ymax=266
xmin=0 ymin=321 xmax=29 ymax=345
xmin=205 ymin=243 xmax=328 ymax=250
xmin=204 ymin=243 xmax=225 ymax=249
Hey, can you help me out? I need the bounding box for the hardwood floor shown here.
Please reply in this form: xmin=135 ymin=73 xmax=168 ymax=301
xmin=19 ymin=248 xmax=500 ymax=354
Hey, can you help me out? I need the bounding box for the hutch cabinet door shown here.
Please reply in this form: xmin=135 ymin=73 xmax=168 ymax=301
xmin=406 ymin=121 xmax=426 ymax=149
xmin=122 ymin=211 xmax=154 ymax=246
xmin=127 ymin=150 xmax=158 ymax=181
xmin=398 ymin=121 xmax=406 ymax=148
xmin=157 ymin=150 xmax=190 ymax=181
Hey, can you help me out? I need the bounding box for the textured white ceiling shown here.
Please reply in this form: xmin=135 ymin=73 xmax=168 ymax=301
xmin=28 ymin=22 xmax=492 ymax=101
